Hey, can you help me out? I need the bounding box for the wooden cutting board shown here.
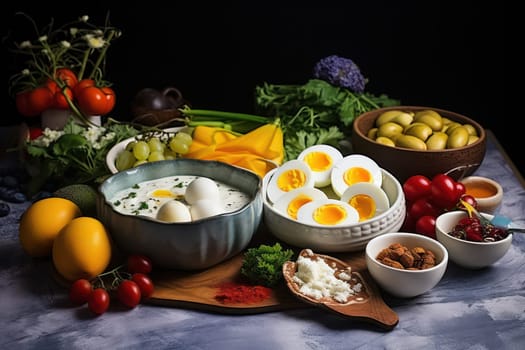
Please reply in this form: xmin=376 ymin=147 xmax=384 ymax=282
xmin=146 ymin=225 xmax=399 ymax=330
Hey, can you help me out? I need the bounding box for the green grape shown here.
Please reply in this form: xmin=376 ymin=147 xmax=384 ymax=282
xmin=174 ymin=132 xmax=193 ymax=145
xmin=125 ymin=140 xmax=137 ymax=152
xmin=147 ymin=137 xmax=164 ymax=153
xmin=148 ymin=151 xmax=165 ymax=162
xmin=133 ymin=159 xmax=148 ymax=167
xmin=163 ymin=149 xmax=177 ymax=160
xmin=115 ymin=150 xmax=136 ymax=171
xmin=133 ymin=141 xmax=150 ymax=160
xmin=169 ymin=139 xmax=190 ymax=155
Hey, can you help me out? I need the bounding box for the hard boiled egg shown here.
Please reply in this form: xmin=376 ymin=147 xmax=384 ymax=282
xmin=297 ymin=144 xmax=343 ymax=187
xmin=273 ymin=187 xmax=328 ymax=220
xmin=185 ymin=177 xmax=220 ymax=205
xmin=156 ymin=200 xmax=192 ymax=223
xmin=296 ymin=199 xmax=359 ymax=227
xmin=266 ymin=159 xmax=315 ymax=204
xmin=190 ymin=199 xmax=224 ymax=221
xmin=330 ymin=154 xmax=383 ymax=197
xmin=340 ymin=183 xmax=390 ymax=222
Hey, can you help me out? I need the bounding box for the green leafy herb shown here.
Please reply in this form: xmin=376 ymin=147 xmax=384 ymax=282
xmin=241 ymin=243 xmax=294 ymax=287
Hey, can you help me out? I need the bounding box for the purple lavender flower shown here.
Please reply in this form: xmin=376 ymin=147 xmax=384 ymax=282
xmin=313 ymin=55 xmax=366 ymax=93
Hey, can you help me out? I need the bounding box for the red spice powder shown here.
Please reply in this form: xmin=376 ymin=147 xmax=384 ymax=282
xmin=215 ymin=282 xmax=272 ymax=304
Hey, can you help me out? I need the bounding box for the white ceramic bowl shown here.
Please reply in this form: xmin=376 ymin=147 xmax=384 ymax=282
xmin=97 ymin=158 xmax=263 ymax=270
xmin=262 ymin=167 xmax=406 ymax=252
xmin=105 ymin=127 xmax=183 ymax=174
xmin=365 ymin=232 xmax=448 ymax=298
xmin=459 ymin=176 xmax=503 ymax=214
xmin=435 ymin=210 xmax=513 ymax=269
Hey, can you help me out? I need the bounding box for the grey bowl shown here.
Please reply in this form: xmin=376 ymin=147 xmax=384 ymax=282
xmin=97 ymin=159 xmax=263 ymax=270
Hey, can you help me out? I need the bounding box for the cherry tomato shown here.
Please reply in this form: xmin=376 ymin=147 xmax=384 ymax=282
xmin=457 ymin=194 xmax=478 ymax=210
xmin=401 ymin=212 xmax=417 ymax=232
xmin=403 ymin=175 xmax=432 ymax=202
xmin=28 ymin=127 xmax=43 ymax=140
xmin=415 ymin=215 xmax=437 ymax=239
xmin=69 ymin=279 xmax=93 ymax=305
xmin=127 ymin=254 xmax=153 ymax=274
xmin=75 ymin=85 xmax=116 ymax=115
xmin=131 ymin=273 xmax=154 ymax=299
xmin=430 ymin=173 xmax=461 ymax=210
xmin=88 ymin=288 xmax=110 ymax=315
xmin=408 ymin=197 xmax=441 ymax=220
xmin=117 ymin=280 xmax=141 ymax=308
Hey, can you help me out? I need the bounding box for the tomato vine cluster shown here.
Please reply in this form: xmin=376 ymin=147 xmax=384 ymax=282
xmin=16 ymin=68 xmax=116 ymax=118
xmin=401 ymin=173 xmax=477 ymax=239
xmin=69 ymin=254 xmax=154 ymax=315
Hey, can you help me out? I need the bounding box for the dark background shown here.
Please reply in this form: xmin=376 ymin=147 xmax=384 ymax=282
xmin=1 ymin=2 xmax=512 ymax=173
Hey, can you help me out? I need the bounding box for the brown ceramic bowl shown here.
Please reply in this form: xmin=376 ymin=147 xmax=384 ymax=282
xmin=351 ymin=106 xmax=487 ymax=184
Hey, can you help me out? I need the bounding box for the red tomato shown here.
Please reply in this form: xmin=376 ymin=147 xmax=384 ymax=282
xmin=131 ymin=273 xmax=154 ymax=299
xmin=76 ymin=85 xmax=116 ymax=115
xmin=408 ymin=197 xmax=441 ymax=220
xmin=430 ymin=174 xmax=461 ymax=210
xmin=16 ymin=87 xmax=54 ymax=116
xmin=28 ymin=127 xmax=43 ymax=140
xmin=127 ymin=255 xmax=153 ymax=274
xmin=69 ymin=279 xmax=93 ymax=305
xmin=73 ymin=79 xmax=95 ymax=97
xmin=52 ymin=86 xmax=74 ymax=109
xmin=88 ymin=288 xmax=110 ymax=315
xmin=55 ymin=68 xmax=78 ymax=88
xmin=403 ymin=175 xmax=432 ymax=202
xmin=415 ymin=215 xmax=437 ymax=239
xmin=457 ymin=194 xmax=478 ymax=210
xmin=401 ymin=212 xmax=417 ymax=232
xmin=117 ymin=280 xmax=141 ymax=308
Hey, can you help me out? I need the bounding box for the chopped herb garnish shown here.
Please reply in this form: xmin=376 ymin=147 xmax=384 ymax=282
xmin=113 ymin=200 xmax=121 ymax=206
xmin=132 ymin=184 xmax=140 ymax=189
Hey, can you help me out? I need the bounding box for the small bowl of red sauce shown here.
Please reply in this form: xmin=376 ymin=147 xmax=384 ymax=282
xmin=460 ymin=176 xmax=503 ymax=214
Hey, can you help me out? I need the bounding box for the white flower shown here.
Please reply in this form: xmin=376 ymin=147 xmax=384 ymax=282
xmin=38 ymin=35 xmax=47 ymax=42
xmin=19 ymin=41 xmax=31 ymax=48
xmin=61 ymin=41 xmax=71 ymax=48
xmin=84 ymin=34 xmax=106 ymax=49
xmin=22 ymin=69 xmax=30 ymax=75
xmin=82 ymin=126 xmax=105 ymax=143
xmin=80 ymin=15 xmax=89 ymax=22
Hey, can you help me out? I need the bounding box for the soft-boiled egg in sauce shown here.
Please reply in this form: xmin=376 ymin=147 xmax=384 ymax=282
xmin=296 ymin=199 xmax=359 ymax=227
xmin=297 ymin=144 xmax=343 ymax=187
xmin=330 ymin=154 xmax=383 ymax=197
xmin=266 ymin=159 xmax=315 ymax=204
xmin=274 ymin=187 xmax=328 ymax=220
xmin=340 ymin=182 xmax=390 ymax=222
xmin=156 ymin=200 xmax=192 ymax=223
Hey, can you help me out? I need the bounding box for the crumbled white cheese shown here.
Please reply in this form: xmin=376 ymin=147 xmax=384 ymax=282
xmin=292 ymin=254 xmax=356 ymax=303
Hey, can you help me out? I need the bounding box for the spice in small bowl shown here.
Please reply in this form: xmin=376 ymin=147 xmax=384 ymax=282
xmin=460 ymin=176 xmax=503 ymax=214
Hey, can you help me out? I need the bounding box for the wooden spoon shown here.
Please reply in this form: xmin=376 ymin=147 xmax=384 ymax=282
xmin=282 ymin=249 xmax=399 ymax=330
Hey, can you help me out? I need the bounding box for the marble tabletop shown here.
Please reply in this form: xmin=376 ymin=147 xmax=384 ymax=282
xmin=1 ymin=131 xmax=524 ymax=350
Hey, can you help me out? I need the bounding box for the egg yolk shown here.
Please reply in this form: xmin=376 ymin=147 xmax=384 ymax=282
xmin=348 ymin=194 xmax=376 ymax=222
xmin=287 ymin=195 xmax=314 ymax=220
xmin=277 ymin=169 xmax=308 ymax=192
xmin=151 ymin=189 xmax=176 ymax=198
xmin=313 ymin=204 xmax=347 ymax=225
xmin=343 ymin=167 xmax=372 ymax=185
xmin=303 ymin=151 xmax=333 ymax=172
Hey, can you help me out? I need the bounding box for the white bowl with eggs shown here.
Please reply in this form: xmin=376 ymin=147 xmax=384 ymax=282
xmin=262 ymin=146 xmax=406 ymax=252
xmin=97 ymin=158 xmax=263 ymax=270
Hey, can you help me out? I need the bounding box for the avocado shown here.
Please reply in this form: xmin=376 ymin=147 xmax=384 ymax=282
xmin=54 ymin=184 xmax=98 ymax=217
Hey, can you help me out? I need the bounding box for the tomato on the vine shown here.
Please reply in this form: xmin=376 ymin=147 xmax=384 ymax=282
xmin=131 ymin=273 xmax=154 ymax=299
xmin=55 ymin=68 xmax=78 ymax=88
xmin=117 ymin=280 xmax=141 ymax=308
xmin=75 ymin=84 xmax=116 ymax=115
xmin=16 ymin=87 xmax=54 ymax=116
xmin=403 ymin=175 xmax=432 ymax=202
xmin=69 ymin=279 xmax=93 ymax=305
xmin=127 ymin=254 xmax=153 ymax=274
xmin=88 ymin=288 xmax=110 ymax=315
xmin=52 ymin=86 xmax=74 ymax=109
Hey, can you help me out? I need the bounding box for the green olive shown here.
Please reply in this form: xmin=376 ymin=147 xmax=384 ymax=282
xmin=377 ymin=122 xmax=404 ymax=139
xmin=367 ymin=127 xmax=378 ymax=139
xmin=404 ymin=123 xmax=433 ymax=141
xmin=414 ymin=111 xmax=443 ymax=131
xmin=375 ymin=136 xmax=396 ymax=147
xmin=391 ymin=112 xmax=414 ymax=127
xmin=395 ymin=134 xmax=427 ymax=150
xmin=425 ymin=132 xmax=448 ymax=150
xmin=467 ymin=135 xmax=479 ymax=145
xmin=375 ymin=110 xmax=406 ymax=126
xmin=447 ymin=126 xmax=469 ymax=148
xmin=462 ymin=123 xmax=478 ymax=136
xmin=443 ymin=122 xmax=462 ymax=134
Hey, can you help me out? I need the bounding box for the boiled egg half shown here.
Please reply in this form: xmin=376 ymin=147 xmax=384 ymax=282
xmin=340 ymin=182 xmax=390 ymax=222
xmin=266 ymin=159 xmax=315 ymax=204
xmin=273 ymin=187 xmax=328 ymax=220
xmin=296 ymin=199 xmax=359 ymax=227
xmin=297 ymin=144 xmax=343 ymax=187
xmin=330 ymin=154 xmax=383 ymax=197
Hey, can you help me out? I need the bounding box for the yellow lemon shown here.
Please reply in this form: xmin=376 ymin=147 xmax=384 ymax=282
xmin=19 ymin=197 xmax=82 ymax=257
xmin=52 ymin=217 xmax=112 ymax=282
